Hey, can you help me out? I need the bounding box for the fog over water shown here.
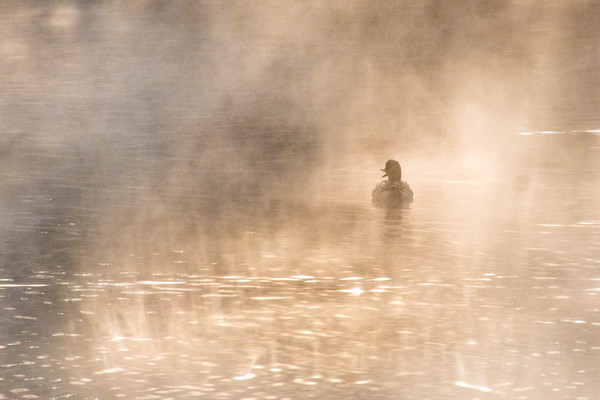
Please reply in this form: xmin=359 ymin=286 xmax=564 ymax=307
xmin=1 ymin=1 xmax=600 ymax=399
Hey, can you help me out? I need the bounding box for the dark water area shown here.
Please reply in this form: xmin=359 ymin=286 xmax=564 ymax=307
xmin=2 ymin=1 xmax=600 ymax=399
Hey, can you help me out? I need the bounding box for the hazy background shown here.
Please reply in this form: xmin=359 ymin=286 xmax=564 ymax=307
xmin=2 ymin=0 xmax=599 ymax=267
xmin=1 ymin=1 xmax=600 ymax=399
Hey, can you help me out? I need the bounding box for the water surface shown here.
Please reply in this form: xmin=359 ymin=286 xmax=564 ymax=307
xmin=2 ymin=134 xmax=599 ymax=399
xmin=1 ymin=2 xmax=600 ymax=399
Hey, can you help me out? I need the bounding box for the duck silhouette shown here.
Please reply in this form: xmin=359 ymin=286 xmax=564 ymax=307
xmin=371 ymin=159 xmax=414 ymax=208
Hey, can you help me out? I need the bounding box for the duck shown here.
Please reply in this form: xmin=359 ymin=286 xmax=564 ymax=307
xmin=371 ymin=159 xmax=414 ymax=208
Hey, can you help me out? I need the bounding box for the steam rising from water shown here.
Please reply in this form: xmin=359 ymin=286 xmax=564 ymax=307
xmin=1 ymin=1 xmax=600 ymax=399
xmin=2 ymin=1 xmax=598 ymax=247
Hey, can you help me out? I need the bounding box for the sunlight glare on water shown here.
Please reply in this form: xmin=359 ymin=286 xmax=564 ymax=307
xmin=2 ymin=147 xmax=599 ymax=398
xmin=1 ymin=1 xmax=600 ymax=399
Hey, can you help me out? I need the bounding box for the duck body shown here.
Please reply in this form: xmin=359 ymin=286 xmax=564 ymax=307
xmin=371 ymin=159 xmax=414 ymax=208
xmin=371 ymin=180 xmax=414 ymax=208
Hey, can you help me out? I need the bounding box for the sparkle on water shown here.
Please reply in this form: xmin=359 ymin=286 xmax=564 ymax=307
xmin=2 ymin=1 xmax=600 ymax=399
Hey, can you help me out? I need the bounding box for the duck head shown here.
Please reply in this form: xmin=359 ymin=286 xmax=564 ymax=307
xmin=381 ymin=159 xmax=402 ymax=182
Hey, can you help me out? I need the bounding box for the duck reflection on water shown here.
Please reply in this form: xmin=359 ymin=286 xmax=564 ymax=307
xmin=371 ymin=159 xmax=414 ymax=208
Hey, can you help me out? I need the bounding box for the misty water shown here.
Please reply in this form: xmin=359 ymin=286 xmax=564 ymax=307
xmin=2 ymin=2 xmax=600 ymax=400
xmin=2 ymin=134 xmax=599 ymax=400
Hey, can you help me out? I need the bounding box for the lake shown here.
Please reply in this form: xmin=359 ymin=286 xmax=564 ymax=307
xmin=1 ymin=132 xmax=599 ymax=399
xmin=1 ymin=2 xmax=600 ymax=399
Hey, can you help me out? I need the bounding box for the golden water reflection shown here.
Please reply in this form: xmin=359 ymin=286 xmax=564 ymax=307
xmin=2 ymin=155 xmax=599 ymax=399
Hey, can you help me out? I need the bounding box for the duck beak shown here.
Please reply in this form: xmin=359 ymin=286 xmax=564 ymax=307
xmin=381 ymin=168 xmax=387 ymax=177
